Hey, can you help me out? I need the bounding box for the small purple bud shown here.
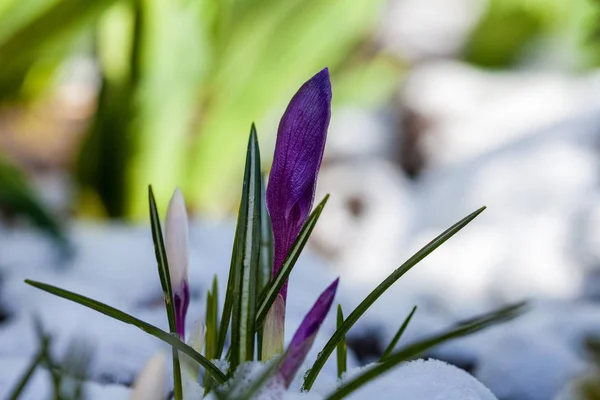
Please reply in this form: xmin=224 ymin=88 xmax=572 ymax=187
xmin=278 ymin=278 xmax=339 ymax=387
xmin=266 ymin=68 xmax=332 ymax=301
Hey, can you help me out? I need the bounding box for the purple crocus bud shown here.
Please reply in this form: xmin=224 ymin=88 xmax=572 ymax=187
xmin=165 ymin=187 xmax=190 ymax=339
xmin=266 ymin=68 xmax=332 ymax=301
xmin=278 ymin=278 xmax=339 ymax=388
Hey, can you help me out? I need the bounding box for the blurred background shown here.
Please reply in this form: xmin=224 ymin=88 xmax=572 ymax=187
xmin=4 ymin=0 xmax=600 ymax=398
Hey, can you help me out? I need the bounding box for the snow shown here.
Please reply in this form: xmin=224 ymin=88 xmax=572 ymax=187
xmin=474 ymin=334 xmax=584 ymax=400
xmin=4 ymin=61 xmax=600 ymax=399
xmin=340 ymin=359 xmax=497 ymax=400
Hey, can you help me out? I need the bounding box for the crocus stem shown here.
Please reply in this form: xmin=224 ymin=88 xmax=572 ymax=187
xmin=262 ymin=294 xmax=285 ymax=361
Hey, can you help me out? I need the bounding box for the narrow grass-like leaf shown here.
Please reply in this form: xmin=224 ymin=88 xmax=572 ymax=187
xmin=257 ymin=174 xmax=272 ymax=362
xmin=258 ymin=174 xmax=273 ymax=295
xmin=302 ymin=206 xmax=486 ymax=390
xmin=229 ymin=125 xmax=262 ymax=370
xmin=204 ymin=285 xmax=218 ymax=398
xmin=24 ymin=280 xmax=227 ymax=383
xmin=148 ymin=186 xmax=175 ymax=310
xmin=217 ymin=235 xmax=239 ymax=359
xmin=212 ymin=276 xmax=219 ymax=325
xmin=380 ymin=306 xmax=417 ymax=361
xmin=325 ymin=301 xmax=527 ymax=400
xmin=336 ymin=305 xmax=346 ymax=379
xmin=256 ymin=195 xmax=330 ymax=327
xmin=206 ymin=276 xmax=219 ymax=361
xmin=148 ymin=186 xmax=182 ymax=399
xmin=6 ymin=336 xmax=50 ymax=400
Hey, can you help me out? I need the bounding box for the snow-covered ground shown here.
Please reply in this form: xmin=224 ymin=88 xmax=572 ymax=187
xmin=3 ymin=61 xmax=600 ymax=399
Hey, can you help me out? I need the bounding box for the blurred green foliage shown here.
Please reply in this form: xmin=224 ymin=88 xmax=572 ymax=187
xmin=464 ymin=0 xmax=600 ymax=68
xmin=0 ymin=157 xmax=68 ymax=249
xmin=0 ymin=0 xmax=400 ymax=218
xmin=3 ymin=0 xmax=600 ymax=219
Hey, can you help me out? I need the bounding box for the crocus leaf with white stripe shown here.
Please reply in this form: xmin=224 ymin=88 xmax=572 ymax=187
xmin=278 ymin=278 xmax=339 ymax=388
xmin=258 ymin=174 xmax=273 ymax=299
xmin=230 ymin=125 xmax=262 ymax=371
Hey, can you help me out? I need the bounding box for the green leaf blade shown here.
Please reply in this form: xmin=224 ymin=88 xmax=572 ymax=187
xmin=206 ymin=276 xmax=219 ymax=361
xmin=257 ymin=173 xmax=272 ymax=362
xmin=6 ymin=339 xmax=49 ymax=400
xmin=255 ymin=194 xmax=330 ymax=327
xmin=230 ymin=125 xmax=262 ymax=369
xmin=148 ymin=186 xmax=182 ymax=399
xmin=381 ymin=305 xmax=417 ymax=361
xmin=24 ymin=279 xmax=227 ymax=384
xmin=336 ymin=305 xmax=346 ymax=379
xmin=302 ymin=206 xmax=486 ymax=391
xmin=325 ymin=301 xmax=527 ymax=400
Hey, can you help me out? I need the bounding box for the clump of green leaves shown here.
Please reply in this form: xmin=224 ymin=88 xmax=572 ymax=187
xmin=18 ymin=70 xmax=526 ymax=398
xmin=20 ymin=128 xmax=525 ymax=398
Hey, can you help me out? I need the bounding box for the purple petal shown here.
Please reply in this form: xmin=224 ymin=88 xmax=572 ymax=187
xmin=173 ymin=280 xmax=190 ymax=339
xmin=278 ymin=278 xmax=339 ymax=387
xmin=266 ymin=68 xmax=332 ymax=300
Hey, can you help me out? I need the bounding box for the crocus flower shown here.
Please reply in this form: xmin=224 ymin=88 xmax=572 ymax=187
xmin=266 ymin=67 xmax=332 ymax=301
xmin=263 ymin=68 xmax=332 ymax=358
xmin=165 ymin=187 xmax=190 ymax=339
xmin=130 ymin=351 xmax=167 ymax=400
xmin=278 ymin=278 xmax=339 ymax=387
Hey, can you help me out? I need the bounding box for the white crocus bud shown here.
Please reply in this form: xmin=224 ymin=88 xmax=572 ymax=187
xmin=165 ymin=187 xmax=189 ymax=289
xmin=181 ymin=319 xmax=207 ymax=398
xmin=187 ymin=318 xmax=206 ymax=354
xmin=130 ymin=351 xmax=167 ymax=400
xmin=183 ymin=319 xmax=206 ymax=378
